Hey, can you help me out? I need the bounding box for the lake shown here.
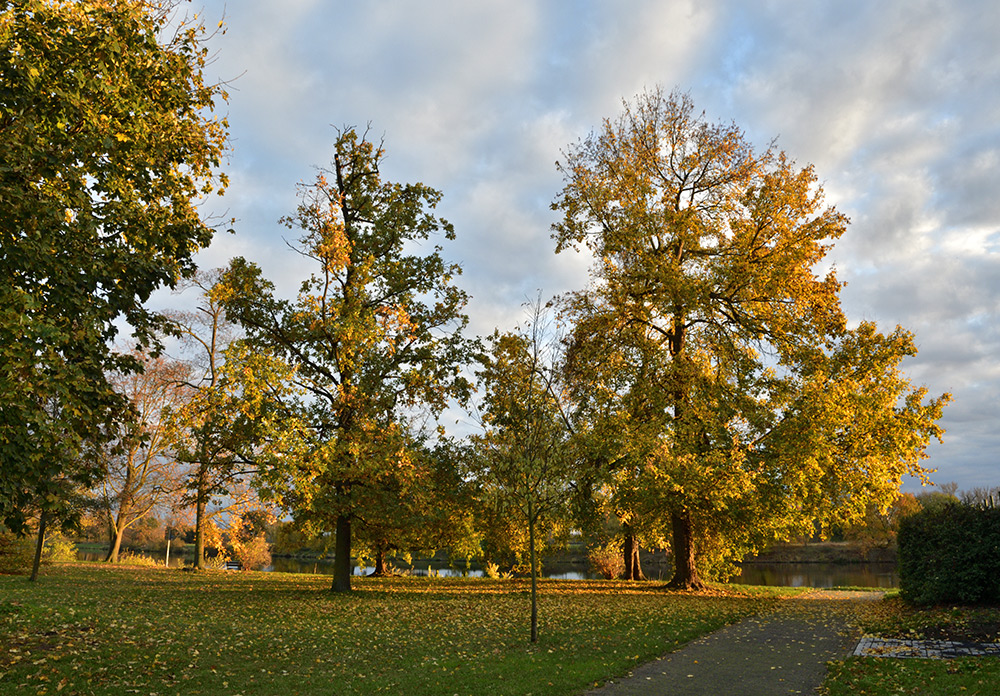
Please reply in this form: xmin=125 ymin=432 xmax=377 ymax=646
xmin=77 ymin=549 xmax=899 ymax=587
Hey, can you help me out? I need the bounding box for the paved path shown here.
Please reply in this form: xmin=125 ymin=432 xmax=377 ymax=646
xmin=584 ymin=590 xmax=882 ymax=696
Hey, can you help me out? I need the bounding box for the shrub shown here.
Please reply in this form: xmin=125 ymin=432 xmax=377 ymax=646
xmin=898 ymin=503 xmax=1000 ymax=605
xmin=588 ymin=544 xmax=625 ymax=580
xmin=0 ymin=532 xmax=36 ymax=574
xmin=0 ymin=530 xmax=78 ymax=574
xmin=231 ymin=534 xmax=271 ymax=571
xmin=44 ymin=532 xmax=77 ymax=563
xmin=118 ymin=551 xmax=161 ymax=568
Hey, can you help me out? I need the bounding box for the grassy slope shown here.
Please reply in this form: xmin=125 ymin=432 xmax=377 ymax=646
xmin=1 ymin=565 xmax=775 ymax=696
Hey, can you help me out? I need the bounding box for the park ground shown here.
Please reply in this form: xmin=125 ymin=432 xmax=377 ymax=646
xmin=1 ymin=564 xmax=998 ymax=695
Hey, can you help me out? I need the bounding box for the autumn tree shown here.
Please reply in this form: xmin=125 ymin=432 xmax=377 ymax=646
xmin=220 ymin=128 xmax=473 ymax=592
xmin=553 ymin=88 xmax=950 ymax=589
xmin=473 ymin=302 xmax=574 ymax=642
xmin=846 ymin=491 xmax=921 ymax=553
xmin=164 ymin=270 xmax=260 ymax=569
xmin=349 ymin=434 xmax=481 ymax=577
xmin=96 ymin=353 xmax=189 ymax=563
xmin=0 ymin=0 xmax=228 ymax=535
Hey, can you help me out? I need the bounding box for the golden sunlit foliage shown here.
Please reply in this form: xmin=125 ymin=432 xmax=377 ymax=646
xmin=553 ymin=88 xmax=950 ymax=589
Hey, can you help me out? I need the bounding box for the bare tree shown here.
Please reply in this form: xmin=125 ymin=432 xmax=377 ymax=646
xmin=97 ymin=354 xmax=189 ymax=563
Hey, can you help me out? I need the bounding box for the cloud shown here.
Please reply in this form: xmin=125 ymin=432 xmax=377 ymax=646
xmin=173 ymin=0 xmax=1000 ymax=492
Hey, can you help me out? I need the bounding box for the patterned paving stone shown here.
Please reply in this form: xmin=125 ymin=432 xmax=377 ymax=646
xmin=854 ymin=636 xmax=1000 ymax=659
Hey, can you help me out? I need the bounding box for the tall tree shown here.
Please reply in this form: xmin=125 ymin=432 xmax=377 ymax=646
xmin=553 ymin=88 xmax=950 ymax=589
xmin=164 ymin=270 xmax=257 ymax=569
xmin=0 ymin=0 xmax=228 ymax=534
xmin=474 ymin=302 xmax=573 ymax=643
xmin=220 ymin=128 xmax=473 ymax=592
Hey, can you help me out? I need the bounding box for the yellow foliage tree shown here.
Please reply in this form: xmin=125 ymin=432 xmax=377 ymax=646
xmin=553 ymin=88 xmax=950 ymax=589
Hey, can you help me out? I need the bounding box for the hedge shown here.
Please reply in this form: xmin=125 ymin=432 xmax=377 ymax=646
xmin=898 ymin=503 xmax=1000 ymax=605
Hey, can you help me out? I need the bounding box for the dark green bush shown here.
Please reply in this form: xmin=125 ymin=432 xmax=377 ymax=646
xmin=898 ymin=503 xmax=1000 ymax=605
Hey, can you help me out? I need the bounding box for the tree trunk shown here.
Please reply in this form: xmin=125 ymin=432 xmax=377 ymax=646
xmin=331 ymin=514 xmax=352 ymax=592
xmin=622 ymin=528 xmax=644 ymax=580
xmin=104 ymin=515 xmax=116 ymax=559
xmin=30 ymin=508 xmax=48 ymax=582
xmin=666 ymin=509 xmax=705 ymax=590
xmin=369 ymin=546 xmax=388 ymax=577
xmin=528 ymin=500 xmax=538 ymax=644
xmin=106 ymin=524 xmax=124 ymax=564
xmin=193 ymin=465 xmax=208 ymax=570
xmin=622 ymin=533 xmax=634 ymax=580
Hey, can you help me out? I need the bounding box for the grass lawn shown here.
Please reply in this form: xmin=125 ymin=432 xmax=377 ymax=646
xmin=6 ymin=566 xmax=998 ymax=696
xmin=1 ymin=564 xmax=778 ymax=695
xmin=821 ymin=594 xmax=1000 ymax=696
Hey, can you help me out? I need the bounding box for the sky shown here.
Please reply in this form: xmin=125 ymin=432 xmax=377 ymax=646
xmin=165 ymin=0 xmax=1000 ymax=494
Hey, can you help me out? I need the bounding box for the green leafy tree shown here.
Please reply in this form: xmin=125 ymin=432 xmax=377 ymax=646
xmin=350 ymin=435 xmax=481 ymax=577
xmin=553 ymin=88 xmax=950 ymax=589
xmin=916 ymin=481 xmax=960 ymax=514
xmin=473 ymin=302 xmax=574 ymax=642
xmin=220 ymin=128 xmax=473 ymax=592
xmin=0 ymin=0 xmax=228 ymax=534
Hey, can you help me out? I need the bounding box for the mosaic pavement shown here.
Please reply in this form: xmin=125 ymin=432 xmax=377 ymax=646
xmin=854 ymin=635 xmax=1000 ymax=659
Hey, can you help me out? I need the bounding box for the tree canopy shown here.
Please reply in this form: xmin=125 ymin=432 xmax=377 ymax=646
xmin=220 ymin=128 xmax=473 ymax=592
xmin=553 ymin=88 xmax=950 ymax=588
xmin=0 ymin=0 xmax=228 ymax=533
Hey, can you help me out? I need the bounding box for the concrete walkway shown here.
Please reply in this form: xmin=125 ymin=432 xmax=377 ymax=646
xmin=584 ymin=590 xmax=882 ymax=696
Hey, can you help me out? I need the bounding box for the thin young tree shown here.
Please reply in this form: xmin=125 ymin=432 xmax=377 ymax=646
xmin=164 ymin=270 xmax=258 ymax=569
xmin=474 ymin=301 xmax=573 ymax=642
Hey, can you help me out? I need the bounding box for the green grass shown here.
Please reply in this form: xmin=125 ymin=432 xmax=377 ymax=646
xmin=1 ymin=564 xmax=777 ymax=695
xmin=821 ymin=594 xmax=1000 ymax=696
xmin=824 ymin=658 xmax=1000 ymax=696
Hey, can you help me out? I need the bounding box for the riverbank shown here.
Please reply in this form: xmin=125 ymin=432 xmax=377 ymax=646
xmin=75 ymin=539 xmax=899 ymax=583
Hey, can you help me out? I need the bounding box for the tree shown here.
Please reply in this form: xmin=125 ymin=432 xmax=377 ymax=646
xmin=960 ymin=485 xmax=1000 ymax=508
xmin=220 ymin=128 xmax=473 ymax=592
xmin=96 ymin=352 xmax=188 ymax=563
xmin=164 ymin=270 xmax=257 ymax=569
xmin=225 ymin=506 xmax=274 ymax=571
xmin=916 ymin=482 xmax=960 ymax=514
xmin=473 ymin=302 xmax=573 ymax=642
xmin=349 ymin=434 xmax=481 ymax=577
xmin=0 ymin=0 xmax=228 ymax=534
xmin=846 ymin=491 xmax=921 ymax=553
xmin=553 ymin=88 xmax=950 ymax=589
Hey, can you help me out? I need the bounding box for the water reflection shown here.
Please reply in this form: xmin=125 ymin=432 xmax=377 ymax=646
xmin=734 ymin=562 xmax=898 ymax=588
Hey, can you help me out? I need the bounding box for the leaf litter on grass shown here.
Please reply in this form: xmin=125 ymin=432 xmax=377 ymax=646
xmin=1 ymin=565 xmax=782 ymax=696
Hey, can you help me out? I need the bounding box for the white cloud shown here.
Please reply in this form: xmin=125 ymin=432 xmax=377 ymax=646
xmin=177 ymin=0 xmax=1000 ymax=492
